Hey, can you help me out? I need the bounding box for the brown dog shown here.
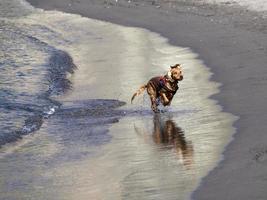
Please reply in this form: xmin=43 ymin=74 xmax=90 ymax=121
xmin=131 ymin=64 xmax=183 ymax=112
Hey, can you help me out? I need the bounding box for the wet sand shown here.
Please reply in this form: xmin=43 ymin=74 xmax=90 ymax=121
xmin=26 ymin=0 xmax=267 ymax=199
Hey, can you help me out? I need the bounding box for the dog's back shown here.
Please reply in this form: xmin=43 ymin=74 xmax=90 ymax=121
xmin=149 ymin=76 xmax=165 ymax=94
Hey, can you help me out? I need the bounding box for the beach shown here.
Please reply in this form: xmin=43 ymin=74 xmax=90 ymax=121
xmin=1 ymin=0 xmax=267 ymax=199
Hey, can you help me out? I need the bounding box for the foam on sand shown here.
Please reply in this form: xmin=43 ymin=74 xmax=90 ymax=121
xmin=203 ymin=0 xmax=267 ymax=12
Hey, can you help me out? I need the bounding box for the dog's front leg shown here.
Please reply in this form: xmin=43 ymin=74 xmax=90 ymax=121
xmin=165 ymin=93 xmax=174 ymax=106
xmin=147 ymin=84 xmax=159 ymax=113
xmin=160 ymin=92 xmax=170 ymax=106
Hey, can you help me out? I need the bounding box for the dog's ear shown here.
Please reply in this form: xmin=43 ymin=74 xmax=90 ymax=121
xmin=170 ymin=64 xmax=181 ymax=69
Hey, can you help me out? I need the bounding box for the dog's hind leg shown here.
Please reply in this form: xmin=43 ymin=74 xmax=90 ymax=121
xmin=150 ymin=95 xmax=159 ymax=113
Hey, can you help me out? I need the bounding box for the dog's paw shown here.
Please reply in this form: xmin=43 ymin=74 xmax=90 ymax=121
xmin=152 ymin=107 xmax=160 ymax=113
xmin=156 ymin=98 xmax=160 ymax=106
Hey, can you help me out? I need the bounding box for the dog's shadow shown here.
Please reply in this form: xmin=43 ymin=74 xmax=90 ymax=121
xmin=134 ymin=114 xmax=194 ymax=169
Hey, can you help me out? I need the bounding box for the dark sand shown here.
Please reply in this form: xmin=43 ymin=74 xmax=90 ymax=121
xmin=27 ymin=0 xmax=267 ymax=199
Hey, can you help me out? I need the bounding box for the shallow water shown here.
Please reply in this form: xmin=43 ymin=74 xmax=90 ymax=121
xmin=0 ymin=1 xmax=237 ymax=199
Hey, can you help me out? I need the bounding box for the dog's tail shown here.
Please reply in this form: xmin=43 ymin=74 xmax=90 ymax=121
xmin=131 ymin=84 xmax=147 ymax=104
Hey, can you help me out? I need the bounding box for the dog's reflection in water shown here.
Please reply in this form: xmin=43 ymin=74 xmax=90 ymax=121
xmin=135 ymin=115 xmax=194 ymax=169
xmin=153 ymin=115 xmax=194 ymax=168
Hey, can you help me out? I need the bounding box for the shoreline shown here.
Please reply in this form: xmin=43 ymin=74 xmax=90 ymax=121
xmin=26 ymin=0 xmax=267 ymax=199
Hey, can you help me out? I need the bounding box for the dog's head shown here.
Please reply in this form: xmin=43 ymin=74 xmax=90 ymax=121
xmin=170 ymin=64 xmax=183 ymax=81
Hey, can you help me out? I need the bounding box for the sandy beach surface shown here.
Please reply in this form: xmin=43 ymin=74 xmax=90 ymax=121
xmin=15 ymin=0 xmax=267 ymax=199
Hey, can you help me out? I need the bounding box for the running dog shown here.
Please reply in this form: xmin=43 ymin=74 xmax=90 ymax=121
xmin=131 ymin=64 xmax=183 ymax=113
